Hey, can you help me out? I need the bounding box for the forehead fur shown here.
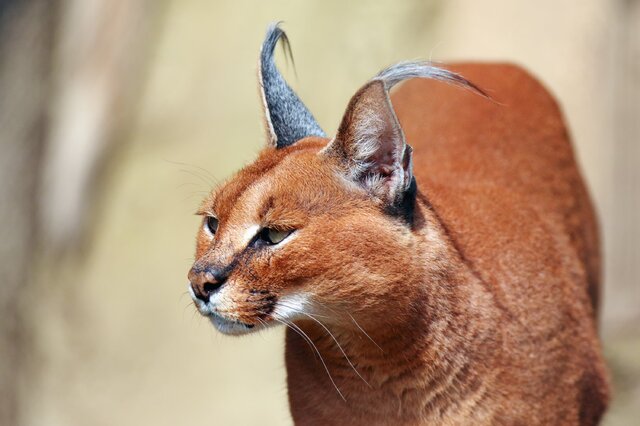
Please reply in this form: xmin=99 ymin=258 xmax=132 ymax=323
xmin=203 ymin=137 xmax=370 ymax=223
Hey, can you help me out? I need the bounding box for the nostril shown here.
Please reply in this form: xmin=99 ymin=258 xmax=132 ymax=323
xmin=190 ymin=268 xmax=229 ymax=302
xmin=192 ymin=279 xmax=225 ymax=302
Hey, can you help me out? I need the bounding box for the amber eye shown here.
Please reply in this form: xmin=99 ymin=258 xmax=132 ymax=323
xmin=204 ymin=216 xmax=219 ymax=236
xmin=258 ymin=228 xmax=293 ymax=245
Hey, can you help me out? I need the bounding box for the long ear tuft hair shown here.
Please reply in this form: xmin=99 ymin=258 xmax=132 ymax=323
xmin=373 ymin=60 xmax=489 ymax=97
xmin=259 ymin=22 xmax=325 ymax=148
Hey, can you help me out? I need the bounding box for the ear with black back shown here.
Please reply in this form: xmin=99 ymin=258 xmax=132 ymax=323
xmin=258 ymin=23 xmax=325 ymax=148
xmin=323 ymin=79 xmax=413 ymax=206
xmin=323 ymin=61 xmax=485 ymax=220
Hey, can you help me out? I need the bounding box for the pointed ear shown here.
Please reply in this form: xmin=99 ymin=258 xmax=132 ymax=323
xmin=323 ymin=80 xmax=414 ymax=204
xmin=258 ymin=23 xmax=325 ymax=148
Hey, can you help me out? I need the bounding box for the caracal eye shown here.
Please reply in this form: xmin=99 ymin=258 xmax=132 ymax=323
xmin=204 ymin=216 xmax=219 ymax=236
xmin=259 ymin=228 xmax=293 ymax=245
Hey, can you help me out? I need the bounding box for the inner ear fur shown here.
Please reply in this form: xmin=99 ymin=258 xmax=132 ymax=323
xmin=324 ymin=80 xmax=414 ymax=205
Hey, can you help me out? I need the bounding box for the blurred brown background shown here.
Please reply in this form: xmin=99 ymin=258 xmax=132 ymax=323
xmin=1 ymin=0 xmax=638 ymax=425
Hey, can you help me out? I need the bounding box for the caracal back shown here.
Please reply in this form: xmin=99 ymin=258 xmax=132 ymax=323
xmin=393 ymin=63 xmax=608 ymax=422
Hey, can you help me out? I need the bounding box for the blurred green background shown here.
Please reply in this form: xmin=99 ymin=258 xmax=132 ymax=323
xmin=1 ymin=0 xmax=638 ymax=425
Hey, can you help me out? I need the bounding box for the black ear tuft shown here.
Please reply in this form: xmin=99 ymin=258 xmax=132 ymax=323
xmin=259 ymin=23 xmax=325 ymax=148
xmin=375 ymin=60 xmax=489 ymax=97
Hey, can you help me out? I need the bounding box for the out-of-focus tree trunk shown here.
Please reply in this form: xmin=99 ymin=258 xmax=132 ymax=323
xmin=0 ymin=1 xmax=55 ymax=423
xmin=607 ymin=0 xmax=640 ymax=331
xmin=40 ymin=0 xmax=160 ymax=249
xmin=0 ymin=0 xmax=159 ymax=423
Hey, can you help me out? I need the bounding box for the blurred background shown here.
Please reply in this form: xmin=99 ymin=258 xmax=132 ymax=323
xmin=0 ymin=0 xmax=638 ymax=424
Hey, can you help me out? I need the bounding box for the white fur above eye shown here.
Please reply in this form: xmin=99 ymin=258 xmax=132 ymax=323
xmin=242 ymin=224 xmax=261 ymax=246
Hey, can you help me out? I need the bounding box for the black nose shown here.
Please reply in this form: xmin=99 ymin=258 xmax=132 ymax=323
xmin=188 ymin=267 xmax=228 ymax=302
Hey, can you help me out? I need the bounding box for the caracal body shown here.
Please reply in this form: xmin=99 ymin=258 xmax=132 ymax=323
xmin=188 ymin=25 xmax=610 ymax=425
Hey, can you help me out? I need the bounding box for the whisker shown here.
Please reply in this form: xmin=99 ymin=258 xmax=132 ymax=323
xmin=182 ymin=189 xmax=211 ymax=197
xmin=180 ymin=291 xmax=191 ymax=303
xmin=183 ymin=301 xmax=195 ymax=314
xmin=179 ymin=168 xmax=216 ymax=187
xmin=165 ymin=158 xmax=219 ymax=185
xmin=177 ymin=182 xmax=209 ymax=189
xmin=260 ymin=309 xmax=316 ymax=355
xmin=272 ymin=314 xmax=346 ymax=401
xmin=300 ymin=312 xmax=371 ymax=388
xmin=254 ymin=317 xmax=269 ymax=341
xmin=305 ymin=298 xmax=344 ymax=318
xmin=304 ymin=299 xmax=383 ymax=353
xmin=276 ymin=301 xmax=331 ymax=319
xmin=270 ymin=316 xmax=316 ymax=356
xmin=348 ymin=313 xmax=384 ymax=353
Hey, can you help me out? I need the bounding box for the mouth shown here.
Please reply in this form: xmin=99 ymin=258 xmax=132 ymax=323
xmin=208 ymin=311 xmax=257 ymax=335
xmin=187 ymin=284 xmax=271 ymax=335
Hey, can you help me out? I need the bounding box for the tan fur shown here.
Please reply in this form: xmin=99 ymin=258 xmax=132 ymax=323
xmin=189 ymin=63 xmax=610 ymax=424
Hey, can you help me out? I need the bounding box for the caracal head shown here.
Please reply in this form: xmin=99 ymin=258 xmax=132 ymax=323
xmin=187 ymin=23 xmax=478 ymax=335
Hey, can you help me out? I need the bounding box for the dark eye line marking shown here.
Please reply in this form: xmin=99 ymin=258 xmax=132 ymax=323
xmin=204 ymin=244 xmax=253 ymax=285
xmin=198 ymin=196 xmax=292 ymax=279
xmin=258 ymin=196 xmax=275 ymax=221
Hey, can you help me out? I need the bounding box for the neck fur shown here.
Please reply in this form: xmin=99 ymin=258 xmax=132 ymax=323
xmin=286 ymin=201 xmax=501 ymax=422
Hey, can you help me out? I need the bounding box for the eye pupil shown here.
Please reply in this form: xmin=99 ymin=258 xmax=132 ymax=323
xmin=205 ymin=216 xmax=219 ymax=235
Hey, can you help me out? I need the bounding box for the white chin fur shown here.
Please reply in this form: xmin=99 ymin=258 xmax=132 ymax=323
xmin=188 ymin=283 xmax=311 ymax=335
xmin=209 ymin=313 xmax=256 ymax=336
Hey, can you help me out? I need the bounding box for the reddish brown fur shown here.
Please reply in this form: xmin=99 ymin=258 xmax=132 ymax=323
xmin=189 ymin=63 xmax=610 ymax=424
